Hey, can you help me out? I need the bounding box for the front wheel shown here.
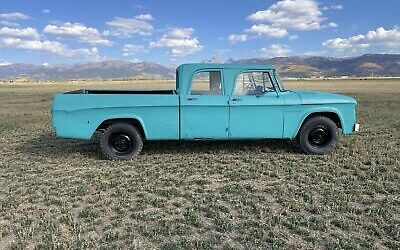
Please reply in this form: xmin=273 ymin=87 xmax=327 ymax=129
xmin=100 ymin=123 xmax=143 ymax=160
xmin=298 ymin=116 xmax=339 ymax=155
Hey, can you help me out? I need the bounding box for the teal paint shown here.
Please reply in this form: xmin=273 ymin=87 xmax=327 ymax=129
xmin=51 ymin=64 xmax=358 ymax=141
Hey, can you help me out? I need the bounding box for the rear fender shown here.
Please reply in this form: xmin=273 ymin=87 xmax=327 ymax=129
xmin=92 ymin=114 xmax=147 ymax=139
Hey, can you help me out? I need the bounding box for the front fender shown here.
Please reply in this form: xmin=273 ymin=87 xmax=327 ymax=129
xmin=295 ymin=107 xmax=343 ymax=138
xmin=283 ymin=104 xmax=354 ymax=139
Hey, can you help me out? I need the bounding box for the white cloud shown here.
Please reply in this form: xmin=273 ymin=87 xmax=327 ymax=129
xmin=150 ymin=27 xmax=203 ymax=57
xmin=0 ymin=27 xmax=39 ymax=39
xmin=0 ymin=26 xmax=100 ymax=59
xmin=0 ymin=20 xmax=19 ymax=27
xmin=42 ymin=9 xmax=51 ymax=14
xmin=247 ymin=0 xmax=324 ymax=31
xmin=122 ymin=44 xmax=146 ymax=56
xmin=245 ymin=24 xmax=288 ymax=38
xmin=323 ymin=5 xmax=343 ymax=11
xmin=166 ymin=28 xmax=194 ymax=39
xmin=0 ymin=61 xmax=11 ymax=66
xmin=66 ymin=47 xmax=99 ymax=58
xmin=44 ymin=22 xmax=112 ymax=46
xmin=228 ymin=34 xmax=248 ymax=43
xmin=323 ymin=27 xmax=400 ymax=52
xmin=327 ymin=22 xmax=338 ymax=28
xmin=105 ymin=14 xmax=154 ymax=37
xmin=260 ymin=44 xmax=292 ymax=57
xmin=0 ymin=12 xmax=30 ymax=20
xmin=0 ymin=37 xmax=99 ymax=58
xmin=135 ymin=14 xmax=154 ymax=21
xmin=229 ymin=0 xmax=334 ymax=44
xmin=289 ymin=34 xmax=299 ymax=40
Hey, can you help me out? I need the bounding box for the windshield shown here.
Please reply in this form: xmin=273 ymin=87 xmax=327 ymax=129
xmin=274 ymin=70 xmax=287 ymax=91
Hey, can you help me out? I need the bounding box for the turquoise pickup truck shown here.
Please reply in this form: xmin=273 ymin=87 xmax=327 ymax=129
xmin=52 ymin=64 xmax=359 ymax=160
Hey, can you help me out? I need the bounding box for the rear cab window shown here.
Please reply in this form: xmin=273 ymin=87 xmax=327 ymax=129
xmin=190 ymin=71 xmax=223 ymax=95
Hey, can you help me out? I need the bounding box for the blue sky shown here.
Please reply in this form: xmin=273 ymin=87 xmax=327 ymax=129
xmin=0 ymin=0 xmax=399 ymax=65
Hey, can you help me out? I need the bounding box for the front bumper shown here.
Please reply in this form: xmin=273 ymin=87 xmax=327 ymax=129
xmin=354 ymin=123 xmax=360 ymax=132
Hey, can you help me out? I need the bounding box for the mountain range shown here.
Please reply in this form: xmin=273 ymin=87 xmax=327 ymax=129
xmin=0 ymin=61 xmax=175 ymax=80
xmin=228 ymin=54 xmax=400 ymax=78
xmin=0 ymin=54 xmax=399 ymax=80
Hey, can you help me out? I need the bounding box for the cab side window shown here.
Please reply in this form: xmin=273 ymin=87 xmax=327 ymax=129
xmin=234 ymin=71 xmax=274 ymax=96
xmin=190 ymin=71 xmax=222 ymax=95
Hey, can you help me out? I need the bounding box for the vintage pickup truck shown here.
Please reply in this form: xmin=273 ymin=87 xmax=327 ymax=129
xmin=52 ymin=64 xmax=359 ymax=159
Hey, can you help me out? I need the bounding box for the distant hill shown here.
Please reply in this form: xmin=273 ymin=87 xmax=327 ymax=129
xmin=228 ymin=54 xmax=400 ymax=78
xmin=0 ymin=60 xmax=175 ymax=80
xmin=0 ymin=54 xmax=399 ymax=80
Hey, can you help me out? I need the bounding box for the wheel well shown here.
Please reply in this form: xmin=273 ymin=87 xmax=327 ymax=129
xmin=96 ymin=118 xmax=146 ymax=139
xmin=296 ymin=112 xmax=342 ymax=138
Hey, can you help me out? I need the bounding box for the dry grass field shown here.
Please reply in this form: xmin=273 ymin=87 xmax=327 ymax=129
xmin=0 ymin=78 xmax=399 ymax=249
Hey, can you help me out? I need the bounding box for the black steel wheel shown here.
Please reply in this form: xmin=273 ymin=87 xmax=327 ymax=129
xmin=308 ymin=126 xmax=331 ymax=147
xmin=109 ymin=133 xmax=134 ymax=155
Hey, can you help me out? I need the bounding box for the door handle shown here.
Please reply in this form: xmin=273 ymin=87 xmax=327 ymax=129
xmin=187 ymin=97 xmax=198 ymax=101
xmin=232 ymin=98 xmax=242 ymax=102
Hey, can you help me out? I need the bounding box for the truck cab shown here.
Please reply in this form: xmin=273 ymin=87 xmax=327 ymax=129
xmin=52 ymin=64 xmax=359 ymax=160
xmin=178 ymin=64 xmax=287 ymax=139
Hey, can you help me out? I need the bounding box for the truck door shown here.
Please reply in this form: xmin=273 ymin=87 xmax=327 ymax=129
xmin=229 ymin=71 xmax=284 ymax=139
xmin=180 ymin=70 xmax=229 ymax=139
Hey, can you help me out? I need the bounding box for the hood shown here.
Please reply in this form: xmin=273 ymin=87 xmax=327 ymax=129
xmin=293 ymin=90 xmax=357 ymax=105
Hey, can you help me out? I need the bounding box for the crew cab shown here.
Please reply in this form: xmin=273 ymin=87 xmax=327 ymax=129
xmin=51 ymin=64 xmax=359 ymax=160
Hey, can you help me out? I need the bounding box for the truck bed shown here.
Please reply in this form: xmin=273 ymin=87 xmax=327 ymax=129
xmin=65 ymin=89 xmax=177 ymax=95
xmin=52 ymin=90 xmax=180 ymax=140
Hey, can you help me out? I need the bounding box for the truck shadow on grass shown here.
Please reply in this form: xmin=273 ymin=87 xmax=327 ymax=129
xmin=143 ymin=139 xmax=301 ymax=155
xmin=18 ymin=133 xmax=302 ymax=160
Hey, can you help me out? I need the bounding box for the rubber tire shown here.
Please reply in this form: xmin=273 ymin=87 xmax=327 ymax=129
xmin=100 ymin=123 xmax=143 ymax=160
xmin=298 ymin=116 xmax=339 ymax=155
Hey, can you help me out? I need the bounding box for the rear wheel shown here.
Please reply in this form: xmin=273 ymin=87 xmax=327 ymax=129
xmin=298 ymin=116 xmax=339 ymax=155
xmin=100 ymin=123 xmax=143 ymax=160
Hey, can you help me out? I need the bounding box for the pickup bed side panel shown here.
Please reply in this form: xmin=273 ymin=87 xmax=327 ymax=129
xmin=52 ymin=94 xmax=180 ymax=140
